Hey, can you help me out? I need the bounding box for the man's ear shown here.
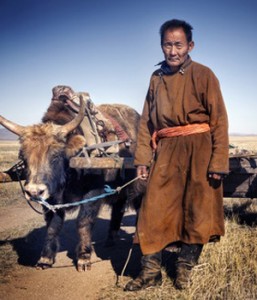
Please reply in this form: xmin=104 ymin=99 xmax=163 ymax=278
xmin=188 ymin=41 xmax=194 ymax=52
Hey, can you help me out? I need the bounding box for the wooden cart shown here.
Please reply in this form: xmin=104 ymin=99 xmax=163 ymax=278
xmin=223 ymin=155 xmax=257 ymax=198
xmin=1 ymin=153 xmax=257 ymax=199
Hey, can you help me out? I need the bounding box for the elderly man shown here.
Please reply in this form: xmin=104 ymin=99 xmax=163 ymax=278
xmin=125 ymin=19 xmax=229 ymax=291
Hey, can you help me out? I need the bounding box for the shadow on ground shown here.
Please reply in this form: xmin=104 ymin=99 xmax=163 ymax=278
xmin=0 ymin=213 xmax=143 ymax=278
xmin=224 ymin=200 xmax=257 ymax=226
xmin=1 ymin=203 xmax=256 ymax=281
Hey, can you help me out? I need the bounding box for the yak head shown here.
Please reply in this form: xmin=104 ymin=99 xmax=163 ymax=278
xmin=0 ymin=97 xmax=86 ymax=201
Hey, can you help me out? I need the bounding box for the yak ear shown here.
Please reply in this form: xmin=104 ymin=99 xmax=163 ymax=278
xmin=65 ymin=135 xmax=86 ymax=158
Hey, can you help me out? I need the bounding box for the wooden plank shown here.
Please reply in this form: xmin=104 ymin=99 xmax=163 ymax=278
xmin=0 ymin=172 xmax=13 ymax=182
xmin=69 ymin=157 xmax=135 ymax=169
xmin=70 ymin=156 xmax=257 ymax=172
xmin=69 ymin=155 xmax=257 ymax=199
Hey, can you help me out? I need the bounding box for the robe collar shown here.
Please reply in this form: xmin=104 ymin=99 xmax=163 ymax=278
xmin=157 ymin=56 xmax=192 ymax=75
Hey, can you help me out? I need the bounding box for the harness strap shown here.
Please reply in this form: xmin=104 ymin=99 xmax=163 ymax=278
xmin=101 ymin=112 xmax=130 ymax=142
xmin=51 ymin=85 xmax=130 ymax=155
xmin=151 ymin=123 xmax=210 ymax=150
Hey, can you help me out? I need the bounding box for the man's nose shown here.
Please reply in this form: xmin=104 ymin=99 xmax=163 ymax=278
xmin=169 ymin=46 xmax=177 ymax=55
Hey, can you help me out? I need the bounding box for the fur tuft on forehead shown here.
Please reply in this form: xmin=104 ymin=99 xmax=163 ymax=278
xmin=22 ymin=122 xmax=66 ymax=139
xmin=19 ymin=123 xmax=67 ymax=156
xmin=19 ymin=122 xmax=86 ymax=160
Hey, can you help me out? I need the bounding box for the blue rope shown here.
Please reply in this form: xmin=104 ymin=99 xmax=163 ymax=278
xmin=33 ymin=185 xmax=117 ymax=212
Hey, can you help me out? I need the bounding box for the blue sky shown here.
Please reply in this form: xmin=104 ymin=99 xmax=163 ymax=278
xmin=1 ymin=0 xmax=257 ymax=134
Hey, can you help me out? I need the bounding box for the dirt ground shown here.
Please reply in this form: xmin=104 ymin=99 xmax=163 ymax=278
xmin=0 ymin=201 xmax=140 ymax=300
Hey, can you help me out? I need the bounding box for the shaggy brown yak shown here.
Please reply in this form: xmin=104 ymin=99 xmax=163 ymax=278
xmin=0 ymin=95 xmax=143 ymax=271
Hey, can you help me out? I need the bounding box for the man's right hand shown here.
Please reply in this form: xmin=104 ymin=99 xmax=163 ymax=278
xmin=137 ymin=165 xmax=149 ymax=180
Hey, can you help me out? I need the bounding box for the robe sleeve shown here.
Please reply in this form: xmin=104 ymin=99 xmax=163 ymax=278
xmin=204 ymin=70 xmax=229 ymax=174
xmin=134 ymin=85 xmax=155 ymax=167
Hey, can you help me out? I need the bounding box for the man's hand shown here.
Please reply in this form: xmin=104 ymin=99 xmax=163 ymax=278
xmin=137 ymin=165 xmax=149 ymax=180
xmin=208 ymin=173 xmax=225 ymax=180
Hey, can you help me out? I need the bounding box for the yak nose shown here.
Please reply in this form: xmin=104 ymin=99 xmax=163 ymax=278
xmin=24 ymin=183 xmax=48 ymax=200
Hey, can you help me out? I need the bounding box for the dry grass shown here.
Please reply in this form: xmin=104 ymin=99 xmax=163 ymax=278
xmin=0 ymin=183 xmax=22 ymax=207
xmin=0 ymin=140 xmax=20 ymax=169
xmin=229 ymin=135 xmax=257 ymax=153
xmin=98 ymin=217 xmax=257 ymax=300
xmin=0 ymin=140 xmax=22 ymax=207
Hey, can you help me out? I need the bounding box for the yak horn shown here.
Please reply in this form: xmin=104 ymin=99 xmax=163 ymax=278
xmin=0 ymin=115 xmax=25 ymax=136
xmin=60 ymin=95 xmax=86 ymax=135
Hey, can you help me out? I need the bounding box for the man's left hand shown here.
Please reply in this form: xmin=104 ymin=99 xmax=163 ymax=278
xmin=208 ymin=173 xmax=223 ymax=180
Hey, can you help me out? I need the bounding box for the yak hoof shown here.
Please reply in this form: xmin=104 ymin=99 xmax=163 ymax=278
xmin=77 ymin=258 xmax=91 ymax=272
xmin=36 ymin=257 xmax=54 ymax=270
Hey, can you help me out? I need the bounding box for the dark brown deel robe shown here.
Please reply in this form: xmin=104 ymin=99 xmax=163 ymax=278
xmin=134 ymin=58 xmax=229 ymax=255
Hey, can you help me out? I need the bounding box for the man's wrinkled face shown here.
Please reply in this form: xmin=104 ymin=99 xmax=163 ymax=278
xmin=161 ymin=28 xmax=194 ymax=71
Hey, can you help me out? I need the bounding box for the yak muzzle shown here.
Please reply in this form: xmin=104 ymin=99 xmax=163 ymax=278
xmin=24 ymin=182 xmax=50 ymax=201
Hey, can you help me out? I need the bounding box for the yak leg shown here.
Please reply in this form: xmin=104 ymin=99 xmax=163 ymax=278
xmin=36 ymin=209 xmax=65 ymax=269
xmin=105 ymin=191 xmax=127 ymax=247
xmin=76 ymin=199 xmax=101 ymax=272
xmin=106 ymin=170 xmax=144 ymax=247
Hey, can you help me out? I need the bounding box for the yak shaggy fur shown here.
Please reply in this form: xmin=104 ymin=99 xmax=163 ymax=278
xmin=18 ymin=99 xmax=142 ymax=272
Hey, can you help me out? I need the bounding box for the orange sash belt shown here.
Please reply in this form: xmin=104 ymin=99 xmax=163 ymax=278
xmin=151 ymin=123 xmax=210 ymax=150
